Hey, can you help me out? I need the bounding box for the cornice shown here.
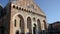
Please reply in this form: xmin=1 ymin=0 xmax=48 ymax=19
xmin=11 ymin=4 xmax=46 ymax=18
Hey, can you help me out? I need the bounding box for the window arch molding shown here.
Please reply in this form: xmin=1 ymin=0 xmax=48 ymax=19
xmin=27 ymin=16 xmax=32 ymax=34
xmin=12 ymin=13 xmax=25 ymax=34
xmin=37 ymin=19 xmax=41 ymax=31
xmin=43 ymin=20 xmax=47 ymax=30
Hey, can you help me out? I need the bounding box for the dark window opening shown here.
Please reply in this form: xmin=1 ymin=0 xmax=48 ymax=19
xmin=16 ymin=31 xmax=19 ymax=34
xmin=21 ymin=8 xmax=24 ymax=11
xmin=16 ymin=6 xmax=18 ymax=9
xmin=19 ymin=7 xmax=21 ymax=10
xmin=24 ymin=9 xmax=26 ymax=11
xmin=0 ymin=27 xmax=4 ymax=34
xmin=20 ymin=20 xmax=21 ymax=27
xmin=13 ymin=5 xmax=15 ymax=8
xmin=43 ymin=20 xmax=47 ymax=30
xmin=15 ymin=19 xmax=16 ymax=27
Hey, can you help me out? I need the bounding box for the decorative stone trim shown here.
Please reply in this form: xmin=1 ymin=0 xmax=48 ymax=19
xmin=12 ymin=4 xmax=46 ymax=18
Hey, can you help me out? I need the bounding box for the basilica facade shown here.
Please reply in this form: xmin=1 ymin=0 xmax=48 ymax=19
xmin=0 ymin=0 xmax=47 ymax=34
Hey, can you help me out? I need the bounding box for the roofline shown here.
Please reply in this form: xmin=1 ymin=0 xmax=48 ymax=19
xmin=0 ymin=3 xmax=3 ymax=8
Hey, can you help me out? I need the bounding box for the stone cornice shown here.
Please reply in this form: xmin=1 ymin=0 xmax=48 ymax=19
xmin=11 ymin=4 xmax=46 ymax=18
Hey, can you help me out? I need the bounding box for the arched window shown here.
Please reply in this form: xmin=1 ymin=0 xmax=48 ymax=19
xmin=18 ymin=15 xmax=25 ymax=34
xmin=33 ymin=18 xmax=35 ymax=21
xmin=14 ymin=19 xmax=16 ymax=27
xmin=27 ymin=17 xmax=31 ymax=28
xmin=27 ymin=17 xmax=32 ymax=34
xmin=37 ymin=19 xmax=41 ymax=30
xmin=43 ymin=20 xmax=47 ymax=30
xmin=13 ymin=14 xmax=25 ymax=34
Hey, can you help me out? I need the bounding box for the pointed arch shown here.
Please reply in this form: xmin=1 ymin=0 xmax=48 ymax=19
xmin=37 ymin=19 xmax=41 ymax=31
xmin=43 ymin=20 xmax=47 ymax=30
xmin=13 ymin=14 xmax=25 ymax=34
xmin=27 ymin=17 xmax=32 ymax=34
xmin=18 ymin=15 xmax=25 ymax=34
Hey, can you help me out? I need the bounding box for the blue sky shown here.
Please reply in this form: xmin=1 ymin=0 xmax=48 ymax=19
xmin=0 ymin=0 xmax=60 ymax=24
